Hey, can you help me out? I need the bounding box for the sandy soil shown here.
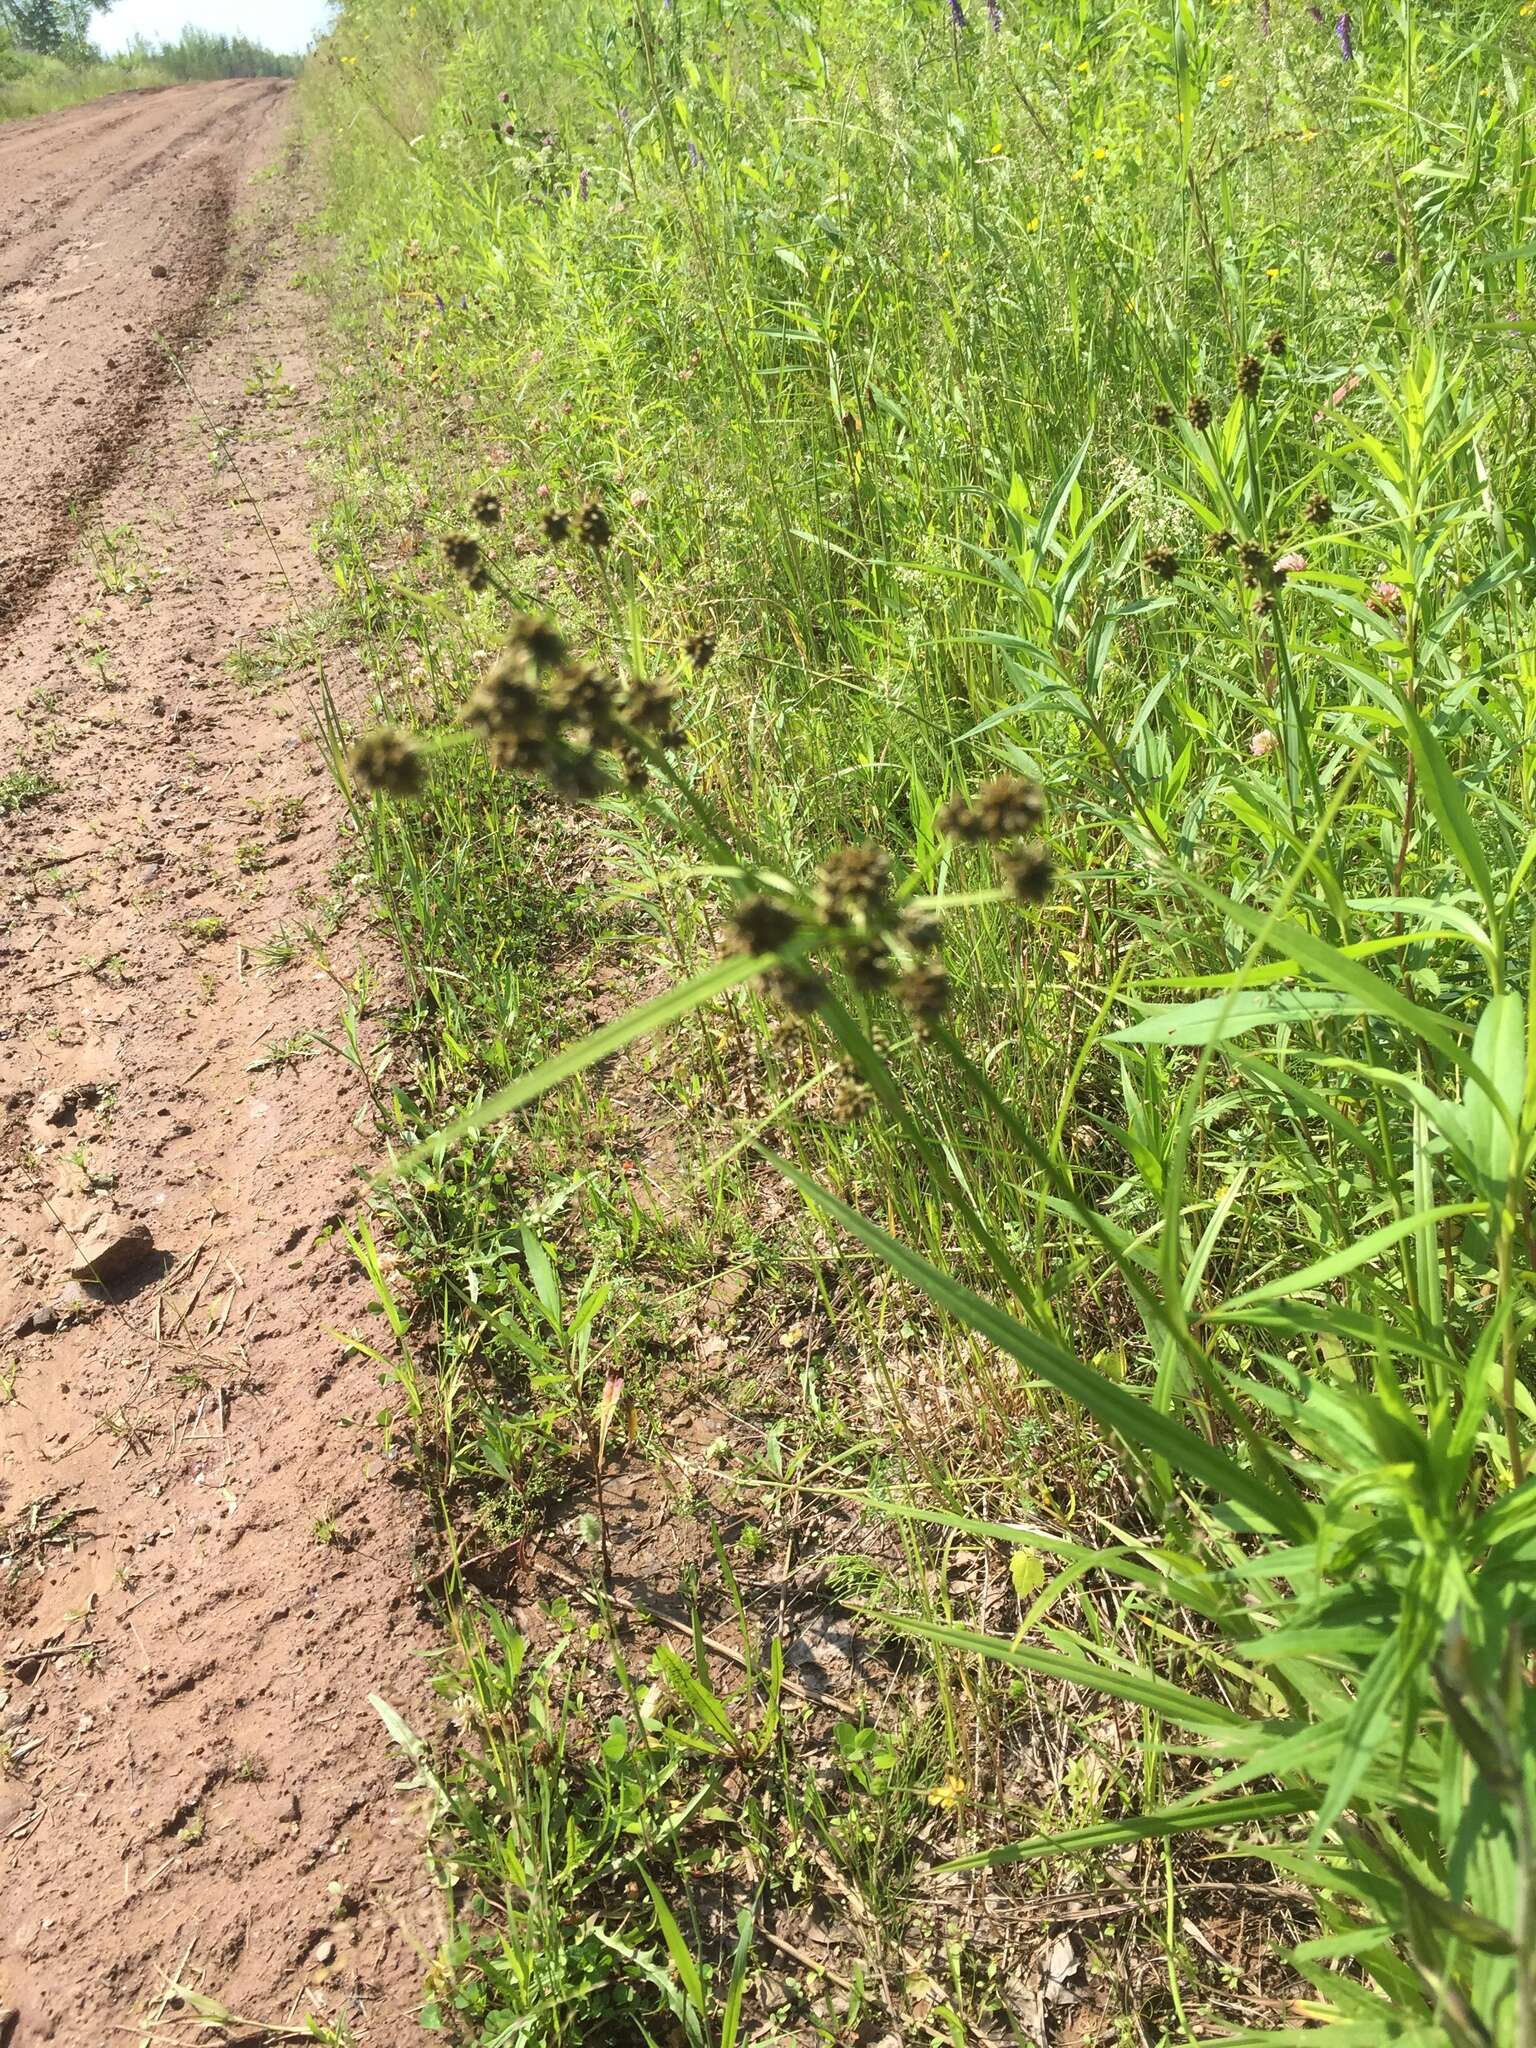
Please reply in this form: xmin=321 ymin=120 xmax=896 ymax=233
xmin=0 ymin=84 xmax=437 ymax=2045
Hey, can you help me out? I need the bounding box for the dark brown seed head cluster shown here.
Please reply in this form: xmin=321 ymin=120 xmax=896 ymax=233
xmin=578 ymin=500 xmax=612 ymax=550
xmin=1238 ymin=540 xmax=1275 ymax=589
xmin=938 ymin=771 xmax=1053 ymax=914
xmin=898 ymin=907 xmax=943 ymax=953
xmin=816 ymin=843 xmax=892 ymax=927
xmin=1186 ymin=394 xmax=1213 ymax=431
xmin=831 ymin=1068 xmax=872 ymax=1124
xmin=1207 ymin=528 xmax=1236 ymax=556
xmin=1265 ymin=328 xmax=1287 ymax=357
xmin=728 ymin=894 xmax=801 ymax=956
xmin=1236 ymin=353 xmax=1264 ymax=400
xmin=1000 ymin=845 xmax=1055 ymax=904
xmin=443 ymin=534 xmax=488 ymax=589
xmin=349 ymin=727 xmax=425 ymax=797
xmin=972 ymin=774 xmax=1045 ymax=840
xmin=470 ymin=489 xmax=502 ymax=526
xmin=1304 ymin=491 xmax=1333 ymax=526
xmin=510 ymin=614 xmax=566 ymax=667
xmin=461 ymin=645 xmax=554 ymax=771
xmin=1145 ymin=546 xmax=1180 ymax=583
xmin=548 ymin=663 xmax=621 ymax=739
xmin=542 ymin=508 xmax=572 ymax=543
xmin=457 ymin=619 xmax=686 ymax=799
xmin=767 ymin=965 xmax=827 ymax=1015
xmin=623 ymin=675 xmax=684 ymax=748
xmin=938 ymin=774 xmax=1042 ymax=845
xmin=897 ymin=962 xmax=950 ymax=1035
xmin=1151 ymin=401 xmax=1175 ymax=429
xmin=685 ymin=629 xmax=716 ymax=671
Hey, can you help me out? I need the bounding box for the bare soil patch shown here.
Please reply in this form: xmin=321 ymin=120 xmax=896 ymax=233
xmin=0 ymin=85 xmax=436 ymax=2045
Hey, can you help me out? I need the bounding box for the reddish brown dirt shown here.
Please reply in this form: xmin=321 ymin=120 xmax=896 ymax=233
xmin=0 ymin=86 xmax=438 ymax=2045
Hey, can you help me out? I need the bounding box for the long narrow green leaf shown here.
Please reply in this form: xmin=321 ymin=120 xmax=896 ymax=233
xmin=1214 ymin=1204 xmax=1475 ymax=1314
xmin=770 ymin=1156 xmax=1314 ymax=1538
xmin=932 ymin=1788 xmax=1310 ymax=1873
xmin=392 ymin=952 xmax=766 ymax=1173
xmin=873 ymin=1608 xmax=1244 ymax=1727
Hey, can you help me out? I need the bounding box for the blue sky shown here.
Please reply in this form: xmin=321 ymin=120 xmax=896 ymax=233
xmin=93 ymin=0 xmax=334 ymax=55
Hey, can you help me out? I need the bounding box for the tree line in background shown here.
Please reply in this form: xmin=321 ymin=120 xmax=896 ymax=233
xmin=0 ymin=0 xmax=300 ymax=90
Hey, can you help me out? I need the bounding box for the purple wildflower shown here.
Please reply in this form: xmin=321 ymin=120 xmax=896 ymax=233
xmin=578 ymin=167 xmax=590 ymax=200
xmin=687 ymin=139 xmax=704 ymax=170
xmin=947 ymin=0 xmax=967 ymax=25
xmin=986 ymin=0 xmax=1002 ymax=27
xmin=433 ymin=292 xmax=445 ymax=312
xmin=1335 ymin=11 xmax=1354 ymax=57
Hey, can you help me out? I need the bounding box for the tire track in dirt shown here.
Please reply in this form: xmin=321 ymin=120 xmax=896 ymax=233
xmin=0 ymin=86 xmax=437 ymax=2046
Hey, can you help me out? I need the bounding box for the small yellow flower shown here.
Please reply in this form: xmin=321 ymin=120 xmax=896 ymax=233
xmin=1176 ymin=109 xmax=1187 ymax=123
xmin=1218 ymin=71 xmax=1234 ymax=86
xmin=1093 ymin=145 xmax=1108 ymax=159
xmin=1070 ymin=166 xmax=1086 ymax=180
xmin=1479 ymin=82 xmax=1494 ymax=97
xmin=1265 ymin=265 xmax=1280 ymax=278
xmin=1076 ymin=58 xmax=1091 ymax=72
xmin=1027 ymin=215 xmax=1041 ymax=230
xmin=991 ymin=140 xmax=1004 ymax=153
xmin=1298 ymin=125 xmax=1319 ymax=142
xmin=927 ymin=1772 xmax=967 ymax=1811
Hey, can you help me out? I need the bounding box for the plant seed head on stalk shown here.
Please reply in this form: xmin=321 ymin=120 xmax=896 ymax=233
xmin=846 ymin=940 xmax=893 ymax=992
xmin=831 ymin=1074 xmax=873 ymax=1125
xmin=348 ymin=727 xmax=425 ymax=798
xmin=470 ymin=488 xmax=502 ymax=526
xmin=684 ymin=629 xmax=716 ymax=670
xmin=616 ymin=742 xmax=649 ymax=792
xmin=1236 ymin=353 xmax=1264 ymax=399
xmin=767 ymin=965 xmax=828 ymax=1015
xmin=550 ymin=663 xmax=620 ymax=738
xmin=1252 ymin=592 xmax=1275 ymax=618
xmin=936 ymin=795 xmax=983 ymax=841
xmin=1208 ymin=527 xmax=1236 ymax=556
xmin=1186 ymin=393 xmax=1213 ymax=430
xmin=898 ymin=907 xmax=943 ymax=953
xmin=1304 ymin=491 xmax=1333 ymax=526
xmin=727 ymin=895 xmax=801 ymax=956
xmin=1265 ymin=327 xmax=1287 ymax=357
xmin=1144 ymin=545 xmax=1180 ymax=583
xmin=897 ymin=961 xmax=951 ymax=1034
xmin=1151 ymin=401 xmax=1174 ymax=429
xmin=999 ymin=844 xmax=1055 ymax=904
xmin=623 ymin=675 xmax=683 ymax=745
xmin=578 ymin=499 xmax=612 ymax=550
xmin=509 ymin=615 xmax=565 ymax=667
xmin=816 ymin=844 xmax=892 ymax=927
xmin=542 ymin=508 xmax=572 ymax=543
xmin=443 ymin=533 xmax=486 ymax=587
xmin=971 ymin=774 xmax=1044 ymax=841
xmin=1237 ymin=540 xmax=1274 ymax=587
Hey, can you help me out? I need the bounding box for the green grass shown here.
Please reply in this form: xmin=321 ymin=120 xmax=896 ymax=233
xmin=304 ymin=0 xmax=1536 ymax=2039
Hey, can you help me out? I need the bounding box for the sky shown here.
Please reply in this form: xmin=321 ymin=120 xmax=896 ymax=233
xmin=93 ymin=0 xmax=333 ymax=55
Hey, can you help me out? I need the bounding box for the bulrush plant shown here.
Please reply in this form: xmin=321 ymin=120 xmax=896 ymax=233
xmin=312 ymin=0 xmax=1536 ymax=2034
xmin=346 ymin=436 xmax=1536 ymax=2039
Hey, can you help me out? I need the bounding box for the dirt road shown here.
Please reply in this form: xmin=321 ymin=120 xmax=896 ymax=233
xmin=0 ymin=86 xmax=436 ymax=2043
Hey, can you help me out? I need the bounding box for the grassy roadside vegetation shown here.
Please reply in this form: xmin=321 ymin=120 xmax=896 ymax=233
xmin=0 ymin=24 xmax=299 ymax=122
xmin=304 ymin=0 xmax=1536 ymax=2039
